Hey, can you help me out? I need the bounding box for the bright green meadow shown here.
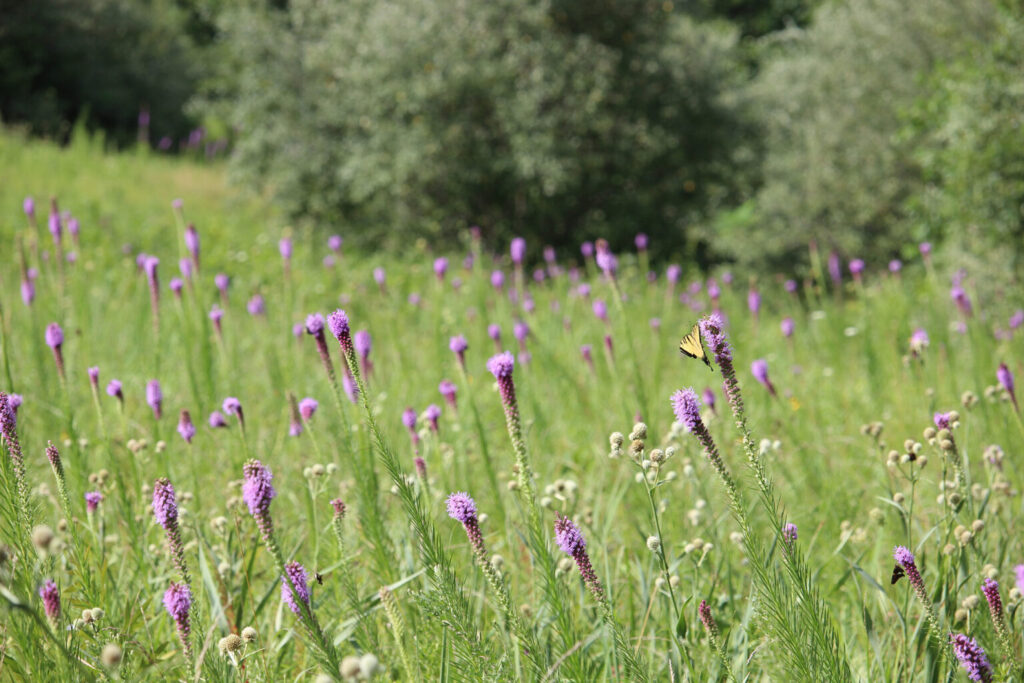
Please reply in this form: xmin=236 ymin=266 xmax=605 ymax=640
xmin=1 ymin=132 xmax=1023 ymax=681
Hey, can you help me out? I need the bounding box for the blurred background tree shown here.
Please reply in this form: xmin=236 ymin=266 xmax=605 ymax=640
xmin=2 ymin=0 xmax=1022 ymax=281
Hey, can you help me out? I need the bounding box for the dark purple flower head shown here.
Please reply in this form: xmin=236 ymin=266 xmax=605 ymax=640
xmin=327 ymin=309 xmax=350 ymax=341
xmin=490 ymin=270 xmax=505 ymax=289
xmin=163 ymin=582 xmax=192 ymax=624
xmin=23 ymin=196 xmax=35 ymax=217
xmin=671 ymin=388 xmax=702 ymax=432
xmin=487 ymin=351 xmax=514 ymax=379
xmin=143 ymin=381 xmax=162 ymax=417
xmin=88 ymin=366 xmax=100 ymax=387
xmin=45 ymin=323 xmax=63 ymax=349
xmin=281 ymin=561 xmax=310 ymax=615
xmin=331 ymin=498 xmax=346 ymax=519
xmin=328 ymin=234 xmax=343 ymax=252
xmin=487 ymin=324 xmax=501 ymax=342
xmin=152 ymin=477 xmax=178 ymax=529
xmin=635 ymin=233 xmax=648 ymax=251
xmin=949 ymin=633 xmax=992 ymax=682
xmin=982 ymin=577 xmax=1002 ymax=622
xmin=354 ymin=330 xmax=372 ymax=358
xmin=305 ymin=313 xmax=325 ymax=336
xmin=278 ymin=237 xmax=292 ymax=260
xmin=223 ymin=397 xmax=241 ymax=416
xmin=402 ymin=407 xmax=417 ymax=431
xmin=39 ymin=580 xmax=60 ymax=622
xmin=554 ymin=514 xmax=586 ymax=555
xmin=208 ymin=411 xmax=228 ymax=428
xmin=592 ymin=299 xmax=608 ymax=322
xmin=177 ymin=410 xmax=195 ymax=443
xmin=247 ymin=295 xmax=266 ymax=316
xmin=209 ymin=306 xmax=224 ymax=325
xmin=48 ymin=205 xmax=62 ymax=240
xmin=299 ymin=397 xmax=318 ymax=421
xmin=933 ymin=412 xmax=952 ymax=430
xmin=434 ymin=257 xmax=449 ymax=279
xmin=106 ymin=379 xmax=123 ymax=400
xmin=242 ymin=459 xmax=276 ymax=516
xmin=85 ymin=491 xmax=103 ymax=513
xmin=889 ymin=259 xmax=902 ymax=273
xmin=144 ymin=255 xmax=159 ymax=283
xmin=446 ymin=491 xmax=477 ymax=524
xmin=215 ymin=273 xmax=230 ymax=294
xmin=781 ymin=317 xmax=795 ymax=338
xmin=510 ymin=237 xmax=526 ymax=264
xmin=849 ymin=259 xmax=865 ymax=276
xmin=893 ymin=545 xmax=915 ymax=569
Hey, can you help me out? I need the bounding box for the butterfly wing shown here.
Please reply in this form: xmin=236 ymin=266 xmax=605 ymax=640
xmin=890 ymin=565 xmax=905 ymax=585
xmin=679 ymin=323 xmax=713 ymax=371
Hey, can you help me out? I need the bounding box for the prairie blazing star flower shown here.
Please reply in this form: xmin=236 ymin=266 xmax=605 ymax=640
xmin=242 ymin=459 xmax=276 ymax=540
xmin=20 ymin=279 xmax=34 ymax=306
xmin=214 ymin=273 xmax=230 ymax=300
xmin=184 ymin=224 xmax=199 ymax=268
xmin=169 ymin=278 xmax=183 ymax=297
xmin=849 ymin=259 xmax=865 ymax=279
xmin=889 ymin=259 xmax=902 ymax=273
xmin=163 ymin=582 xmax=193 ymax=657
xmin=146 ymin=380 xmax=162 ymax=418
xmin=281 ymin=561 xmax=310 ymax=616
xmin=354 ymin=330 xmax=373 ymax=376
xmin=490 ymin=270 xmax=505 ymax=290
xmin=39 ymin=580 xmax=60 ymax=624
xmin=23 ymin=196 xmax=35 ymax=218
xmin=701 ymin=387 xmax=716 ymax=413
xmin=1010 ymin=309 xmax=1024 ymax=330
xmin=447 ymin=492 xmax=485 ymax=555
xmin=328 ymin=234 xmax=342 ymax=252
xmin=707 ymin=281 xmax=721 ymax=307
xmin=306 ymin=313 xmax=336 ymax=378
xmin=514 ymin=321 xmax=529 ymax=347
xmin=751 ymin=359 xmax=776 ymax=396
xmin=671 ymin=388 xmax=737 ymax=495
xmin=178 ymin=258 xmax=193 ymax=282
xmin=581 ymin=241 xmax=594 ymax=259
xmin=292 ymin=323 xmax=303 ymax=339
xmin=424 ymin=404 xmax=441 ymax=431
xmin=439 ymin=380 xmax=457 ymax=410
xmin=543 ymin=245 xmax=556 ymax=265
xmin=782 ymin=523 xmax=798 ymax=554
xmin=747 ymin=288 xmax=761 ymax=318
xmin=247 ymin=295 xmax=265 ymax=316
xmin=997 ymin=363 xmax=1017 ymax=411
xmin=950 ymin=285 xmax=972 ymax=316
xmin=278 ymin=237 xmax=292 ymax=261
xmin=554 ymin=514 xmax=602 ymax=598
xmin=208 ymin=411 xmax=227 ymax=428
xmin=487 ymin=324 xmax=501 ymax=349
xmin=373 ymin=267 xmax=386 ymax=291
xmin=581 ymin=344 xmax=594 ymax=369
xmin=299 ymin=398 xmax=318 ymax=421
xmin=909 ymin=328 xmax=929 ymax=357
xmin=666 ymin=264 xmax=681 ymax=285
xmin=88 ymin=366 xmax=99 ymax=388
xmin=893 ymin=545 xmax=940 ymax=635
xmin=327 ymin=309 xmax=353 ymax=355
xmin=48 ymin=201 xmax=62 ymax=242
xmin=177 ymin=410 xmax=195 ymax=443
xmin=45 ymin=322 xmax=65 ymax=377
xmin=635 ymin=233 xmax=648 ymax=251
xmin=0 ymin=393 xmax=29 ymax=515
xmin=919 ymin=242 xmax=932 ymax=258
xmin=85 ymin=491 xmax=103 ymax=513
xmin=414 ymin=456 xmax=427 ymax=478
xmin=209 ymin=306 xmax=224 ymax=335
xmin=223 ymin=397 xmax=242 ymax=425
xmin=784 ymin=279 xmax=798 ymax=294
xmin=828 ymin=251 xmax=841 ymax=284
xmin=949 ymin=634 xmax=992 ymax=682
xmin=981 ymin=577 xmax=1005 ymax=629
xmin=450 ymin=335 xmax=468 ymax=368
xmin=434 ymin=257 xmax=448 ymax=280
xmin=106 ymin=380 xmax=123 ymax=402
xmin=510 ymin=237 xmax=526 ymax=265
xmin=153 ymin=477 xmax=189 ymax=582
xmin=933 ymin=412 xmax=952 ymax=430
xmin=594 ymin=240 xmax=616 ymax=277
xmin=780 ymin=317 xmax=795 ymax=338
xmin=592 ymin=299 xmax=608 ymax=323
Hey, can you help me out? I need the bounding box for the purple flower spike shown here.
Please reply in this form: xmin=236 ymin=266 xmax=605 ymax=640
xmin=106 ymin=379 xmax=123 ymax=401
xmin=373 ymin=267 xmax=386 ymax=289
xmin=292 ymin=323 xmax=304 ymax=339
xmin=328 ymin=234 xmax=343 ymax=252
xmin=147 ymin=380 xmax=163 ymax=419
xmin=487 ymin=324 xmax=501 ymax=348
xmin=163 ymin=582 xmax=192 ymax=656
xmin=751 ymin=359 xmax=776 ymax=396
xmin=305 ymin=313 xmax=325 ymax=336
xmin=581 ymin=241 xmax=594 ymax=259
xmin=402 ymin=407 xmax=417 ymax=434
xmin=949 ymin=633 xmax=992 ymax=682
xmin=666 ymin=264 xmax=681 ymax=284
xmin=982 ymin=577 xmax=1003 ymax=625
xmin=510 ymin=237 xmax=526 ymax=264
xmin=782 ymin=523 xmax=798 ymax=554
xmin=594 ymin=240 xmax=617 ymax=277
xmin=215 ymin=273 xmax=230 ymax=298
xmin=278 ymin=237 xmax=293 ymax=260
xmin=784 ymin=279 xmax=798 ymax=293
xmin=85 ymin=491 xmax=103 ymax=513
xmin=184 ymin=224 xmax=200 ymax=267
xmin=701 ymin=387 xmax=716 ymax=411
xmin=299 ymin=397 xmax=318 ymax=421
xmin=23 ymin=196 xmax=35 ymax=218
xmin=950 ymin=285 xmax=972 ymax=317
xmin=209 ymin=307 xmax=224 ymax=335
xmin=747 ymin=288 xmax=761 ymax=318
xmin=671 ymin=389 xmax=702 ymax=432
xmin=919 ymin=242 xmax=932 ymax=258
xmin=177 ymin=410 xmax=196 ymax=443
xmin=487 ymin=351 xmax=515 ymax=380
xmin=152 ymin=477 xmax=178 ymax=530
xmin=223 ymin=397 xmax=242 ymax=420
xmin=543 ymin=245 xmax=556 ymax=264
xmin=88 ymin=366 xmax=100 ymax=388
xmin=178 ymin=258 xmax=193 ymax=281
xmin=434 ymin=257 xmax=449 ymax=280
xmin=169 ymin=278 xmax=184 ymax=297
xmin=635 ymin=233 xmax=648 ymax=251
xmin=39 ymin=580 xmax=60 ymax=624
xmin=780 ymin=317 xmax=795 ymax=338
xmin=327 ymin=309 xmax=352 ymax=354
xmin=707 ymin=280 xmax=721 ymax=304
xmin=281 ymin=561 xmax=311 ymax=616
xmin=45 ymin=322 xmax=63 ymax=348
xmin=490 ymin=270 xmax=505 ymax=290
xmin=554 ymin=514 xmax=603 ymax=598
xmin=208 ymin=411 xmax=227 ymax=428
xmin=889 ymin=259 xmax=902 ymax=273
xmin=247 ymin=294 xmax=266 ymax=316
xmin=933 ymin=412 xmax=951 ymax=430
xmin=20 ymin=279 xmax=35 ymax=306
xmin=592 ymin=299 xmax=608 ymax=323
xmin=439 ymin=380 xmax=457 ymax=410
xmin=425 ymin=403 xmax=441 ymax=431
xmin=48 ymin=202 xmax=62 ymax=242
xmin=450 ymin=335 xmax=468 ymax=368
xmin=447 ymin=491 xmax=486 ymax=556
xmin=828 ymin=251 xmax=841 ymax=284
xmin=997 ymin=363 xmax=1017 ymax=411
xmin=242 ymin=460 xmax=276 ymax=540
xmin=513 ymin=321 xmax=529 ymax=345
xmin=849 ymin=259 xmax=865 ymax=278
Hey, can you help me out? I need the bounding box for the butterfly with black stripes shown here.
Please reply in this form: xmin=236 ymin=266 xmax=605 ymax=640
xmin=679 ymin=322 xmax=713 ymax=371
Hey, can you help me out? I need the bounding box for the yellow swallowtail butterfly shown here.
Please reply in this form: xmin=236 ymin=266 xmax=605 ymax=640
xmin=679 ymin=322 xmax=713 ymax=371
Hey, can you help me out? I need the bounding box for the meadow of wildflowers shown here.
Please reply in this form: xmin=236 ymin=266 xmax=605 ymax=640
xmin=1 ymin=135 xmax=1024 ymax=681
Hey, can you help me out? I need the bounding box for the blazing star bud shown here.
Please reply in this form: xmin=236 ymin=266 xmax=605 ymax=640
xmin=177 ymin=410 xmax=196 ymax=443
xmin=146 ymin=380 xmax=163 ymax=419
xmin=39 ymin=580 xmax=60 ymax=624
xmin=208 ymin=411 xmax=227 ymax=428
xmin=439 ymin=380 xmax=457 ymax=410
xmin=280 ymin=561 xmax=310 ymax=616
xmin=510 ymin=237 xmax=526 ymax=264
xmin=106 ymin=380 xmax=123 ymax=401
xmin=85 ymin=491 xmax=103 ymax=513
